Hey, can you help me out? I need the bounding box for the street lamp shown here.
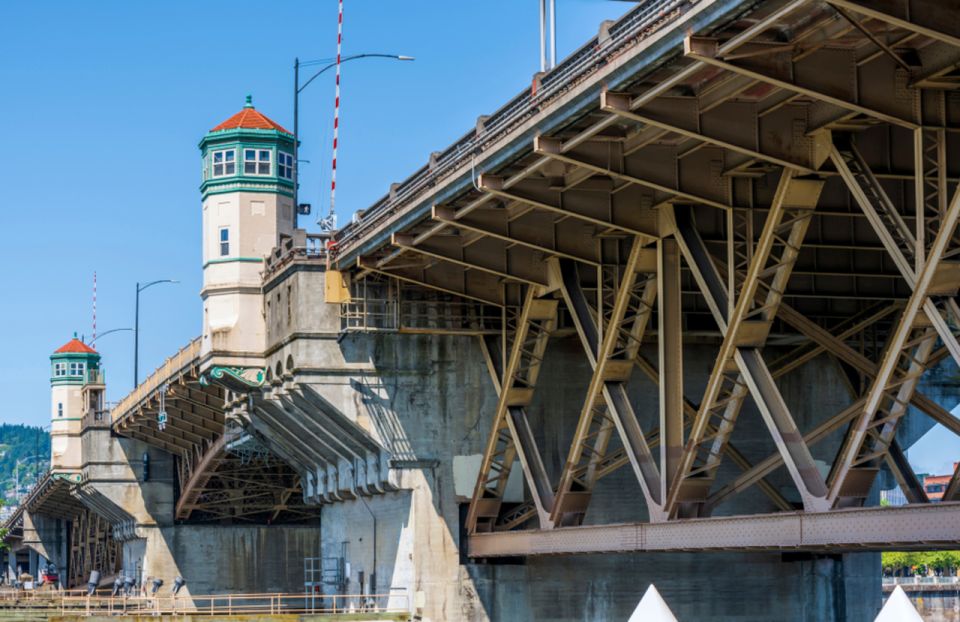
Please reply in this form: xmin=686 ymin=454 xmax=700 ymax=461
xmin=89 ymin=327 xmax=133 ymax=346
xmin=293 ymin=53 xmax=414 ymax=221
xmin=134 ymin=280 xmax=178 ymax=387
xmin=14 ymin=455 xmax=43 ymax=501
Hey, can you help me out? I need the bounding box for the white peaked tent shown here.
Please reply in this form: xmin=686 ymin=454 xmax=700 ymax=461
xmin=628 ymin=584 xmax=680 ymax=622
xmin=875 ymin=585 xmax=923 ymax=622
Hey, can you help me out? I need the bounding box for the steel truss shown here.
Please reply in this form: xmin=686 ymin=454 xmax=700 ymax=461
xmin=68 ymin=509 xmax=121 ymax=589
xmin=332 ymin=0 xmax=960 ymax=554
xmin=111 ymin=343 xmax=315 ymax=524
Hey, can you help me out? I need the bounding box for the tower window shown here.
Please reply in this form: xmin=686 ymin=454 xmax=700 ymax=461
xmin=212 ymin=149 xmax=236 ymax=177
xmin=57 ymin=403 xmax=63 ymax=418
xmin=244 ymin=149 xmax=271 ymax=175
xmin=278 ymin=152 xmax=294 ymax=180
xmin=68 ymin=362 xmax=85 ymax=376
xmin=219 ymin=227 xmax=230 ymax=256
xmin=53 ymin=362 xmax=67 ymax=377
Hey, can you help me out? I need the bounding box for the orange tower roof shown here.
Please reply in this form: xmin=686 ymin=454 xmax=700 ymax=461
xmin=210 ymin=95 xmax=291 ymax=134
xmin=54 ymin=338 xmax=98 ymax=355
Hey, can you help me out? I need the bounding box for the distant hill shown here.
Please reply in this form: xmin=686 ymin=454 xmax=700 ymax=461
xmin=0 ymin=425 xmax=50 ymax=498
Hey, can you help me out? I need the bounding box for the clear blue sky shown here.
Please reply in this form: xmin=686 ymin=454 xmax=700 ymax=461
xmin=0 ymin=1 xmax=956 ymax=478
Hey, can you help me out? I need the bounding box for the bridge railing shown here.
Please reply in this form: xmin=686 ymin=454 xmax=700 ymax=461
xmin=331 ymin=0 xmax=690 ymax=260
xmin=883 ymin=576 xmax=960 ymax=586
xmin=262 ymin=232 xmax=329 ymax=282
xmin=111 ymin=337 xmax=202 ymax=423
xmin=0 ymin=590 xmax=410 ymax=616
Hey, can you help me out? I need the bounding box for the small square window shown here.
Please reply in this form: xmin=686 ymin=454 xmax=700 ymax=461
xmin=69 ymin=362 xmax=85 ymax=376
xmin=212 ymin=149 xmax=236 ymax=177
xmin=219 ymin=227 xmax=230 ymax=256
xmin=244 ymin=149 xmax=271 ymax=176
xmin=53 ymin=362 xmax=67 ymax=377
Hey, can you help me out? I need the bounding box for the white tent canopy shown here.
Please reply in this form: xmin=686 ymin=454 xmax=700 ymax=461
xmin=628 ymin=584 xmax=680 ymax=622
xmin=875 ymin=585 xmax=923 ymax=622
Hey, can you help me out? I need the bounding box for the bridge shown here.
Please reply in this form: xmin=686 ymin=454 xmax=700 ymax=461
xmin=326 ymin=0 xmax=960 ymax=555
xmin=6 ymin=0 xmax=960 ymax=619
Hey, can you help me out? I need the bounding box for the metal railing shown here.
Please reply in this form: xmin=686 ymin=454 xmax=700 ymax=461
xmin=262 ymin=232 xmax=330 ymax=281
xmin=36 ymin=591 xmax=409 ymax=616
xmin=111 ymin=337 xmax=202 ymax=423
xmin=884 ymin=576 xmax=960 ymax=586
xmin=332 ymin=0 xmax=693 ymax=260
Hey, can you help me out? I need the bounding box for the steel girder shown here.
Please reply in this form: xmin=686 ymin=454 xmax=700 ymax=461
xmin=466 ymin=289 xmax=558 ymax=532
xmin=669 ymin=171 xmax=827 ymax=516
xmin=550 ymin=238 xmax=660 ymax=525
xmin=468 ymin=502 xmax=960 ymax=557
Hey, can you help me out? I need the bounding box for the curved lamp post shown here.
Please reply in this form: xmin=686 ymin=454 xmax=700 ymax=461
xmin=292 ymin=53 xmax=414 ymax=220
xmin=134 ymin=280 xmax=178 ymax=386
xmin=89 ymin=327 xmax=133 ymax=346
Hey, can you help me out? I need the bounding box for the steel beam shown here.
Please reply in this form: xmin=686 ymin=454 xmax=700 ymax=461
xmin=468 ymin=502 xmax=960 ymax=557
xmin=555 ymin=256 xmax=665 ymax=519
xmin=944 ymin=462 xmax=960 ymax=502
xmin=432 ymin=205 xmax=600 ymax=266
xmin=550 ymin=237 xmax=658 ymax=525
xmin=684 ymin=36 xmax=917 ymax=130
xmin=357 ymin=257 xmax=503 ymax=307
xmin=391 ymin=233 xmax=549 ymax=288
xmin=467 ymin=289 xmax=558 ymax=533
xmin=828 ymin=147 xmax=960 ymax=506
xmin=658 ymin=238 xmax=684 ymax=500
xmin=826 ymin=0 xmax=960 ymax=49
xmin=534 ymin=136 xmax=734 ymax=211
xmin=601 ymin=90 xmax=815 ymax=173
xmin=668 ymin=173 xmax=826 ymax=515
xmin=886 ymin=440 xmax=930 ymax=504
xmin=477 ymin=174 xmax=659 ymax=237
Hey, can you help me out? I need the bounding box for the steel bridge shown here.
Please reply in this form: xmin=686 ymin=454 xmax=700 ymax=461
xmin=324 ymin=0 xmax=960 ymax=556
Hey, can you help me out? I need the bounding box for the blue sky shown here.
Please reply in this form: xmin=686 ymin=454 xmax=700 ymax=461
xmin=0 ymin=1 xmax=956 ymax=477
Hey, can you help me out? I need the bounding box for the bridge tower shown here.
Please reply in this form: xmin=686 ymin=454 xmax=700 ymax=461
xmin=49 ymin=335 xmax=103 ymax=479
xmin=198 ymin=95 xmax=296 ymax=370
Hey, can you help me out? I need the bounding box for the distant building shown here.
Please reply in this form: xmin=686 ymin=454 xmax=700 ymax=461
xmin=923 ymin=464 xmax=959 ymax=502
xmin=881 ymin=487 xmax=907 ymax=506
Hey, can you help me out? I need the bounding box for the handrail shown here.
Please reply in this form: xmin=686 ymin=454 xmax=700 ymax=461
xmin=111 ymin=337 xmax=202 ymax=424
xmin=0 ymin=589 xmax=410 ymax=616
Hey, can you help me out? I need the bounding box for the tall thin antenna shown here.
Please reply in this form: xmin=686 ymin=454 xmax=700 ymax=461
xmin=539 ymin=0 xmax=547 ymax=72
xmin=321 ymin=0 xmax=345 ymax=232
xmin=92 ymin=272 xmax=97 ymax=344
xmin=549 ymin=0 xmax=557 ymax=69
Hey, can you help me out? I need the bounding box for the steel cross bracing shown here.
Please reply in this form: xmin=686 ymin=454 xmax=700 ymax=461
xmin=467 ymin=288 xmax=559 ymax=532
xmin=331 ymin=0 xmax=960 ymax=554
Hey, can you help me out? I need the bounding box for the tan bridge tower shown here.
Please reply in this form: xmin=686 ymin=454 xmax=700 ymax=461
xmin=199 ymin=95 xmax=296 ymax=374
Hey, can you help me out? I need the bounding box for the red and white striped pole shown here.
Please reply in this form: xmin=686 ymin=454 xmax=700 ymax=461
xmin=326 ymin=0 xmax=344 ymax=230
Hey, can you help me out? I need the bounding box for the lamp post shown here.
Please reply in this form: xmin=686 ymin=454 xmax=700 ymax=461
xmin=134 ymin=280 xmax=178 ymax=387
xmin=293 ymin=53 xmax=414 ymax=220
xmin=89 ymin=327 xmax=133 ymax=346
xmin=14 ymin=455 xmax=42 ymax=501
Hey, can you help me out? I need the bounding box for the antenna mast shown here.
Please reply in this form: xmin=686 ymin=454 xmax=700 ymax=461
xmin=320 ymin=0 xmax=345 ymax=232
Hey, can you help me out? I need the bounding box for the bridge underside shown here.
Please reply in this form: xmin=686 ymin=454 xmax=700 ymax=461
xmin=8 ymin=474 xmax=122 ymax=588
xmin=330 ymin=0 xmax=960 ymax=554
xmin=111 ymin=341 xmax=317 ymax=524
